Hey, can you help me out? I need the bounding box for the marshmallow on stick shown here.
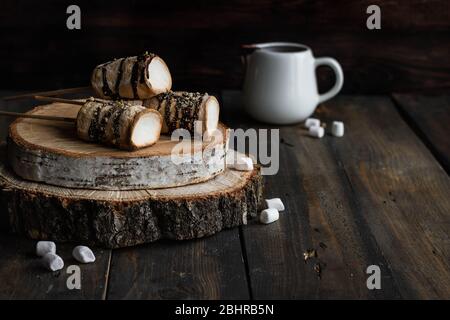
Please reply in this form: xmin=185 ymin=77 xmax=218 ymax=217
xmin=91 ymin=52 xmax=172 ymax=100
xmin=143 ymin=91 xmax=220 ymax=136
xmin=76 ymin=100 xmax=162 ymax=150
xmin=15 ymin=96 xmax=163 ymax=150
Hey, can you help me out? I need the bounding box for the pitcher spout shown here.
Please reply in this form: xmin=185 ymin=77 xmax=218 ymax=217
xmin=240 ymin=44 xmax=261 ymax=70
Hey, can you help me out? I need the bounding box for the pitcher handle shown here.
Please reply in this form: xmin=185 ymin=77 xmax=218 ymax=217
xmin=314 ymin=57 xmax=344 ymax=104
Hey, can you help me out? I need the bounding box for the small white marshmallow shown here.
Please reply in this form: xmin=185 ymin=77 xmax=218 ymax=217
xmin=308 ymin=125 xmax=324 ymax=138
xmin=304 ymin=118 xmax=320 ymax=128
xmin=265 ymin=198 xmax=285 ymax=211
xmin=36 ymin=241 xmax=56 ymax=257
xmin=331 ymin=121 xmax=344 ymax=137
xmin=227 ymin=150 xmax=254 ymax=171
xmin=234 ymin=156 xmax=253 ymax=171
xmin=42 ymin=253 xmax=64 ymax=271
xmin=225 ymin=149 xmax=237 ymax=167
xmin=259 ymin=208 xmax=279 ymax=224
xmin=72 ymin=246 xmax=96 ymax=264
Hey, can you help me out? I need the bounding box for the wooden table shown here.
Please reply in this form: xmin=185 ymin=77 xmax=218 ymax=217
xmin=0 ymin=90 xmax=449 ymax=299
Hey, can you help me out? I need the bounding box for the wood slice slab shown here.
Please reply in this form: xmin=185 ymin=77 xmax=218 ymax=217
xmin=7 ymin=102 xmax=229 ymax=190
xmin=0 ymin=148 xmax=263 ymax=248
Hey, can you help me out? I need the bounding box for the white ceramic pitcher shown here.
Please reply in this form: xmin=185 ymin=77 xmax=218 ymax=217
xmin=242 ymin=42 xmax=344 ymax=124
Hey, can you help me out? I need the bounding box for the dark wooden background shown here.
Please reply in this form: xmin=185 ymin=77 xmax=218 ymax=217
xmin=0 ymin=0 xmax=449 ymax=93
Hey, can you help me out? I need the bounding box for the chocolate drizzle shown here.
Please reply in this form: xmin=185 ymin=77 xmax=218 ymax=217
xmin=113 ymin=58 xmax=126 ymax=99
xmin=88 ymin=104 xmax=102 ymax=141
xmin=97 ymin=103 xmax=115 ymax=142
xmin=80 ymin=100 xmax=145 ymax=149
xmin=130 ymin=59 xmax=140 ymax=99
xmin=96 ymin=52 xmax=157 ymax=99
xmin=101 ymin=65 xmax=115 ymax=98
xmin=157 ymin=91 xmax=205 ymax=134
xmin=164 ymin=95 xmax=176 ymax=133
xmin=192 ymin=94 xmax=202 ymax=130
xmin=140 ymin=52 xmax=154 ymax=84
xmin=111 ymin=102 xmax=127 ymax=145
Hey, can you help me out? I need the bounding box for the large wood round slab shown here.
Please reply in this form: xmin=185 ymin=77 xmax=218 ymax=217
xmin=0 ymin=150 xmax=263 ymax=248
xmin=8 ymin=102 xmax=229 ymax=190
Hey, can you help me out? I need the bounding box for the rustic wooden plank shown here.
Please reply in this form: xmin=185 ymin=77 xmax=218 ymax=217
xmin=2 ymin=30 xmax=449 ymax=94
xmin=107 ymin=85 xmax=251 ymax=299
xmin=0 ymin=90 xmax=112 ymax=299
xmin=106 ymin=229 xmax=250 ymax=299
xmin=2 ymin=1 xmax=449 ymax=31
xmin=392 ymin=94 xmax=450 ymax=173
xmin=316 ymin=96 xmax=450 ymax=299
xmin=0 ymin=89 xmax=250 ymax=299
xmin=223 ymin=91 xmax=450 ymax=299
xmin=1 ymin=1 xmax=449 ymax=92
xmin=0 ymin=234 xmax=111 ymax=299
xmin=221 ymin=91 xmax=401 ymax=299
xmin=1 ymin=89 xmax=251 ymax=299
xmin=97 ymin=89 xmax=251 ymax=299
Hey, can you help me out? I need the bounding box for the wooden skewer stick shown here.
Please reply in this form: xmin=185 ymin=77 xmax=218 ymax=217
xmin=2 ymin=86 xmax=91 ymax=101
xmin=34 ymin=95 xmax=86 ymax=106
xmin=0 ymin=110 xmax=75 ymax=123
xmin=2 ymin=96 xmax=162 ymax=150
xmin=0 ymin=96 xmax=88 ymax=123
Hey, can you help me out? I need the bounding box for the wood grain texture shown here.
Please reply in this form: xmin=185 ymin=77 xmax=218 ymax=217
xmin=106 ymin=90 xmax=255 ymax=299
xmin=8 ymin=102 xmax=228 ymax=190
xmin=392 ymin=94 xmax=450 ymax=173
xmin=0 ymin=89 xmax=96 ymax=142
xmin=0 ymin=234 xmax=111 ymax=299
xmin=222 ymin=91 xmax=450 ymax=299
xmin=1 ymin=89 xmax=449 ymax=299
xmin=222 ymin=92 xmax=398 ymax=299
xmin=107 ymin=229 xmax=249 ymax=299
xmin=0 ymin=153 xmax=263 ymax=248
xmin=0 ymin=1 xmax=449 ymax=93
xmin=316 ymin=96 xmax=450 ymax=299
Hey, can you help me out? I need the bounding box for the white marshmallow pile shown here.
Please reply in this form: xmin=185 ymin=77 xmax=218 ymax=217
xmin=226 ymin=150 xmax=254 ymax=171
xmin=36 ymin=241 xmax=56 ymax=257
xmin=36 ymin=241 xmax=96 ymax=271
xmin=331 ymin=121 xmax=344 ymax=137
xmin=259 ymin=198 xmax=285 ymax=224
xmin=36 ymin=241 xmax=63 ymax=271
xmin=304 ymin=117 xmax=345 ymax=138
xmin=42 ymin=252 xmax=64 ymax=271
xmin=72 ymin=246 xmax=96 ymax=264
